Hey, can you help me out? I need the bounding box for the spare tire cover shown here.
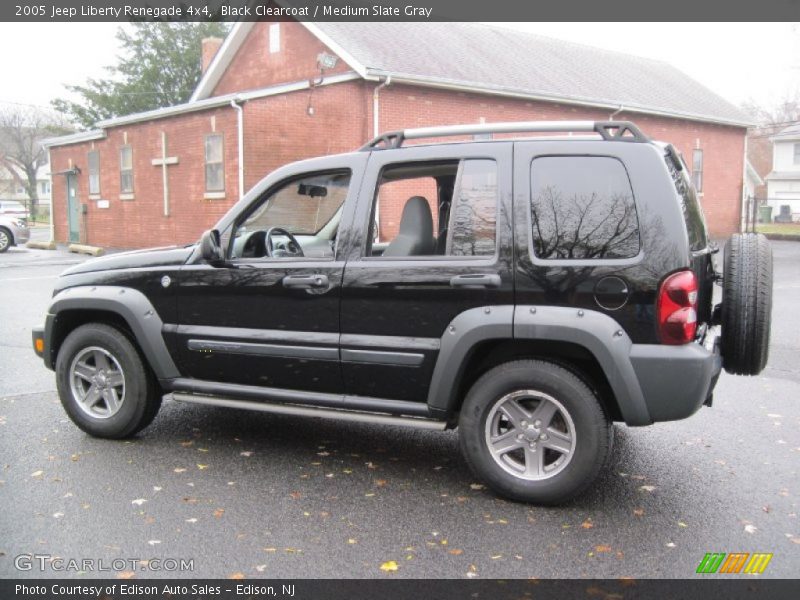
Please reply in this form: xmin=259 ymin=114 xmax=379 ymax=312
xmin=721 ymin=233 xmax=772 ymax=375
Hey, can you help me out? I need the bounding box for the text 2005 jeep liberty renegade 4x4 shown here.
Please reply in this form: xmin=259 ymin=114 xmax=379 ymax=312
xmin=33 ymin=121 xmax=772 ymax=504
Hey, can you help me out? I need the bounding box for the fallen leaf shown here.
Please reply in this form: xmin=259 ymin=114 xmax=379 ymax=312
xmin=449 ymin=549 xmax=463 ymax=555
xmin=147 ymin=540 xmax=161 ymax=546
xmin=762 ymin=505 xmax=771 ymax=513
xmin=470 ymin=483 xmax=485 ymax=491
xmin=116 ymin=571 xmax=136 ymax=579
xmin=289 ymin=491 xmax=302 ymax=500
xmin=666 ymin=542 xmax=676 ymax=548
xmin=317 ymin=451 xmax=330 ymax=457
xmin=348 ymin=538 xmax=357 ymax=545
xmin=744 ymin=524 xmax=757 ymax=534
xmin=639 ymin=485 xmax=656 ymax=493
xmin=581 ymin=519 xmax=594 ymax=529
xmin=491 ymin=554 xmax=503 ymax=559
xmin=197 ymin=448 xmax=209 ymax=453
xmin=240 ymin=451 xmax=253 ymax=457
xmin=52 ymin=512 xmax=64 ymax=519
xmin=264 ymin=548 xmax=277 ymax=553
xmin=213 ymin=508 xmax=225 ymax=518
xmin=131 ymin=499 xmax=147 ymax=506
xmin=595 ymin=545 xmax=612 ymax=553
xmin=678 ymin=521 xmax=688 ymax=528
xmin=31 ymin=471 xmax=43 ymax=478
xmin=197 ymin=464 xmax=209 ymax=470
xmin=375 ymin=479 xmax=388 ymax=487
xmin=228 ymin=572 xmax=245 ymax=580
xmin=633 ymin=508 xmax=645 ymax=517
xmin=255 ymin=565 xmax=267 ymax=573
xmin=380 ymin=560 xmax=398 ymax=572
xmin=180 ymin=441 xmax=193 ymax=447
xmin=70 ymin=454 xmax=80 ymax=462
xmin=787 ymin=536 xmax=800 ymax=545
xmin=153 ymin=486 xmax=162 ymax=492
xmin=173 ymin=468 xmax=187 ymax=473
xmin=185 ymin=518 xmax=198 ymax=523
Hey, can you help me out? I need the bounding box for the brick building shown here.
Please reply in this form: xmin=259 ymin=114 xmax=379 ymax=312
xmin=44 ymin=22 xmax=753 ymax=248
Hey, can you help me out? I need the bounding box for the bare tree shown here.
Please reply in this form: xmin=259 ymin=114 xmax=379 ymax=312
xmin=0 ymin=106 xmax=71 ymax=218
xmin=741 ymin=91 xmax=800 ymax=128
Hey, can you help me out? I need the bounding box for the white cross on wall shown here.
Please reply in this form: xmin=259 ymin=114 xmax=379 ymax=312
xmin=151 ymin=131 xmax=179 ymax=217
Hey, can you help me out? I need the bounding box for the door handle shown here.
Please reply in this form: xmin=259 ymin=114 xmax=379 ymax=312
xmin=449 ymin=274 xmax=501 ymax=288
xmin=282 ymin=274 xmax=329 ymax=289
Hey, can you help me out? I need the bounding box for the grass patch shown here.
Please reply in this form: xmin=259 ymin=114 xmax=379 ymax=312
xmin=756 ymin=223 xmax=800 ymax=235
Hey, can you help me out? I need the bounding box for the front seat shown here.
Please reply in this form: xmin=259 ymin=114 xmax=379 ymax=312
xmin=382 ymin=196 xmax=435 ymax=257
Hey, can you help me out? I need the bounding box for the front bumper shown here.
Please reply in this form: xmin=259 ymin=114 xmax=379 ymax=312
xmin=11 ymin=223 xmax=30 ymax=245
xmin=630 ymin=332 xmax=722 ymax=423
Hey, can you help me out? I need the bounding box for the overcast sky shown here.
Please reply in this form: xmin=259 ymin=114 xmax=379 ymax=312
xmin=0 ymin=22 xmax=798 ymax=115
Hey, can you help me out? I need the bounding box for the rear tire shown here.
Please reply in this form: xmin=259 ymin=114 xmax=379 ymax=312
xmin=56 ymin=323 xmax=162 ymax=439
xmin=721 ymin=233 xmax=772 ymax=375
xmin=458 ymin=360 xmax=612 ymax=505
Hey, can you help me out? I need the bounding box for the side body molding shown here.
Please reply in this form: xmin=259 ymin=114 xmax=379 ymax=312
xmin=44 ymin=286 xmax=180 ymax=380
xmin=513 ymin=306 xmax=651 ymax=426
xmin=426 ymin=305 xmax=514 ymax=415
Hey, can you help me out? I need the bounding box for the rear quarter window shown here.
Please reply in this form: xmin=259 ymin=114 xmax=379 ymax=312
xmin=530 ymin=156 xmax=640 ymax=260
xmin=665 ymin=152 xmax=708 ymax=252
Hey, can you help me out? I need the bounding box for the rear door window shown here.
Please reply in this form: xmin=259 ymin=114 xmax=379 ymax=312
xmin=530 ymin=156 xmax=640 ymax=260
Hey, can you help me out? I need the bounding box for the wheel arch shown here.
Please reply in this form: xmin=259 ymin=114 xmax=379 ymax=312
xmin=45 ymin=286 xmax=179 ymax=380
xmin=427 ymin=305 xmax=652 ymax=426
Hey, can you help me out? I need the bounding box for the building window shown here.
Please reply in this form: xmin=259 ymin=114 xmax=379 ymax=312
xmin=269 ymin=23 xmax=281 ymax=54
xmin=119 ymin=146 xmax=133 ymax=193
xmin=794 ymin=143 xmax=800 ymax=165
xmin=692 ymin=149 xmax=704 ymax=192
xmin=204 ymin=134 xmax=225 ymax=192
xmin=88 ymin=150 xmax=100 ymax=195
xmin=39 ymin=181 xmax=51 ymax=196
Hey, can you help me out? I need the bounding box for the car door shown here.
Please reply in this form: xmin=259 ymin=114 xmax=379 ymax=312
xmin=172 ymin=154 xmax=366 ymax=393
xmin=339 ymin=142 xmax=513 ymax=404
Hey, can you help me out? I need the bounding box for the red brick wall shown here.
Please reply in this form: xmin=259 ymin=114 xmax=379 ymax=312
xmin=211 ymin=21 xmax=352 ymax=97
xmin=50 ymin=106 xmax=239 ymax=249
xmin=374 ymin=84 xmax=746 ymax=239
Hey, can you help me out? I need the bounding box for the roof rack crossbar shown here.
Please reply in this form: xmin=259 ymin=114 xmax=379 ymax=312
xmin=360 ymin=120 xmax=648 ymax=150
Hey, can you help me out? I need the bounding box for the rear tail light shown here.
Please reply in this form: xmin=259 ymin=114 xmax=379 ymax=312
xmin=657 ymin=269 xmax=698 ymax=345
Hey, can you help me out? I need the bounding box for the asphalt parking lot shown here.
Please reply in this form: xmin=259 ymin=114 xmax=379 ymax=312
xmin=0 ymin=234 xmax=798 ymax=579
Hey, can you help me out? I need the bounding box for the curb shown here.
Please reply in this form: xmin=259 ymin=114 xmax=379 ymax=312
xmin=762 ymin=233 xmax=800 ymax=242
xmin=68 ymin=243 xmax=105 ymax=257
xmin=26 ymin=240 xmax=57 ymax=250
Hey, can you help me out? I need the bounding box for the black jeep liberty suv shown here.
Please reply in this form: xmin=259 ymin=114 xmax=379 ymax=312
xmin=33 ymin=121 xmax=773 ymax=505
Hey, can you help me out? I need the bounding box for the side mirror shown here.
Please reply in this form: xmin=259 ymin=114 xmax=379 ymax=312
xmin=200 ymin=229 xmax=224 ymax=264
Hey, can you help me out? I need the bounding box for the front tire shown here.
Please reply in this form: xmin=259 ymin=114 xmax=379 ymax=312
xmin=458 ymin=360 xmax=612 ymax=505
xmin=56 ymin=323 xmax=162 ymax=439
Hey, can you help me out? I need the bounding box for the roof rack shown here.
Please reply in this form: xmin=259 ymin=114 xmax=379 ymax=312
xmin=360 ymin=120 xmax=649 ymax=150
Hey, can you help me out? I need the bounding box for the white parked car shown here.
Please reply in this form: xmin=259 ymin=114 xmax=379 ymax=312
xmin=0 ymin=214 xmax=30 ymax=253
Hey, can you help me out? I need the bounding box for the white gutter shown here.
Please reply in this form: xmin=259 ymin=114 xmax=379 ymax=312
xmin=230 ymin=98 xmax=244 ymax=201
xmin=373 ymin=76 xmax=391 ymax=137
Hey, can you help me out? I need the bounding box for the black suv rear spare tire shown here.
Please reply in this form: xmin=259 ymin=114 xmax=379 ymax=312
xmin=721 ymin=233 xmax=772 ymax=375
xmin=458 ymin=360 xmax=612 ymax=505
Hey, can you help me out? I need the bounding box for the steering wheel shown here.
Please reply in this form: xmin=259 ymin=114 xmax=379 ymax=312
xmin=264 ymin=227 xmax=304 ymax=258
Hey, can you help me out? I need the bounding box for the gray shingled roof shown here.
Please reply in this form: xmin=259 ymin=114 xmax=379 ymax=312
xmin=315 ymin=22 xmax=751 ymax=126
xmin=773 ymin=123 xmax=800 ymax=138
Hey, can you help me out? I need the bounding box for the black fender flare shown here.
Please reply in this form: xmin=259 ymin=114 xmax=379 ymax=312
xmin=44 ymin=285 xmax=180 ymax=380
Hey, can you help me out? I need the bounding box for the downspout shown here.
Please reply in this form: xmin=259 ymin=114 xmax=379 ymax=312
xmin=230 ymin=98 xmax=244 ymax=200
xmin=372 ymin=76 xmax=390 ymax=243
xmin=47 ymin=147 xmax=55 ymax=244
xmin=741 ymin=133 xmax=749 ymax=233
xmin=373 ymin=76 xmax=391 ymax=137
xmin=609 ymin=105 xmax=624 ymax=120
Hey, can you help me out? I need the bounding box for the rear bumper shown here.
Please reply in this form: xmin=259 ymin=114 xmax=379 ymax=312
xmin=630 ymin=334 xmax=722 ymax=423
